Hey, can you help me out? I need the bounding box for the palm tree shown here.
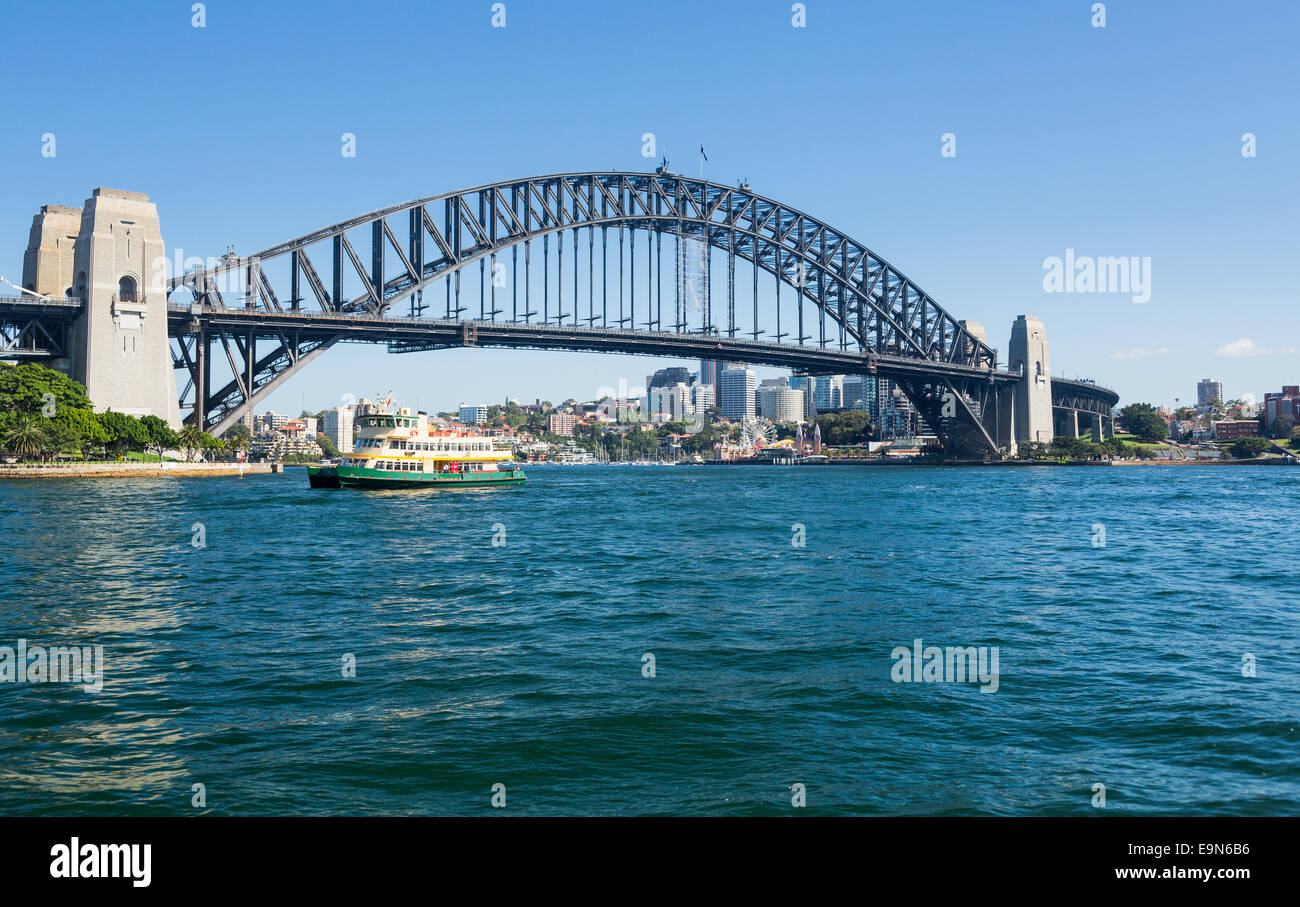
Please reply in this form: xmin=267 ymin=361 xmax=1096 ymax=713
xmin=178 ymin=425 xmax=204 ymax=462
xmin=2 ymin=414 xmax=48 ymax=461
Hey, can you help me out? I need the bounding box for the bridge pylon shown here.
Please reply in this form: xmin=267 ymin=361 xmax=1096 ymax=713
xmin=1007 ymin=315 xmax=1053 ymax=450
xmin=22 ymin=189 xmax=180 ymax=427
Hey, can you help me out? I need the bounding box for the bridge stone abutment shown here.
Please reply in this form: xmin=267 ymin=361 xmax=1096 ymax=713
xmin=22 ymin=189 xmax=180 ymax=427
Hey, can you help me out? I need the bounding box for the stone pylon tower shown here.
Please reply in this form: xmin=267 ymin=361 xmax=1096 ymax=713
xmin=23 ymin=189 xmax=181 ymax=427
xmin=1008 ymin=315 xmax=1052 ymax=446
xmin=22 ymin=204 xmax=82 ymax=300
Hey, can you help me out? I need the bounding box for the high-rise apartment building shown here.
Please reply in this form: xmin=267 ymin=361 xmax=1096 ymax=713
xmin=320 ymin=406 xmax=355 ymax=453
xmin=1197 ymin=379 xmax=1224 ymax=410
xmin=458 ymin=403 xmax=488 ymax=425
xmin=719 ymin=366 xmax=756 ymax=420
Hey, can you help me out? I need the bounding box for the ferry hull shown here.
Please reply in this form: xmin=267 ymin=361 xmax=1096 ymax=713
xmin=307 ymin=465 xmax=340 ymax=488
xmin=334 ymin=466 xmax=525 ymax=489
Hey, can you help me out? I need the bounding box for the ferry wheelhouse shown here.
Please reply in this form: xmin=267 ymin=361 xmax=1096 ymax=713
xmin=311 ymin=407 xmax=524 ymax=489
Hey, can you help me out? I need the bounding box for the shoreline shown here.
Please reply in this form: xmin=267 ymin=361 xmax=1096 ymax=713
xmin=0 ymin=462 xmax=281 ymax=479
xmin=678 ymin=457 xmax=1294 ymax=468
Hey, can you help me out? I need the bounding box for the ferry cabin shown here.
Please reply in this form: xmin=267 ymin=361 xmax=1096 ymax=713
xmin=342 ymin=408 xmax=512 ymax=476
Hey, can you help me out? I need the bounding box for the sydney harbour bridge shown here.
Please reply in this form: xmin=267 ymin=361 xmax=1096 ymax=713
xmin=2 ymin=169 xmax=1117 ymax=456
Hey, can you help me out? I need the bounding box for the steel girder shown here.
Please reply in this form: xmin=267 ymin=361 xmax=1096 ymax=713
xmin=0 ymin=296 xmax=78 ymax=360
xmin=1051 ymin=378 xmax=1120 ymax=417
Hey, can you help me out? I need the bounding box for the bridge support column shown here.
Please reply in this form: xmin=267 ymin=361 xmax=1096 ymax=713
xmin=1067 ymin=410 xmax=1079 ymax=437
xmin=1092 ymin=414 xmax=1105 ymax=442
xmin=995 ymin=384 xmax=1017 ymax=454
xmin=31 ymin=189 xmax=182 ymax=427
xmin=1009 ymin=315 xmax=1052 ymax=446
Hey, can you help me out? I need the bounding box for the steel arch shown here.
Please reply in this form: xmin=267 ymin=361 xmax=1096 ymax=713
xmin=171 ymin=171 xmax=996 ymax=365
xmin=168 ymin=170 xmax=1006 ymax=448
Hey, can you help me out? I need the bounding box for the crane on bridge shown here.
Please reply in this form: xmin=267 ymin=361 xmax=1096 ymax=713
xmin=0 ymin=276 xmax=49 ymax=302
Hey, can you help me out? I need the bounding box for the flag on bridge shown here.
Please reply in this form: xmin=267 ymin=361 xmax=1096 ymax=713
xmin=699 ymin=144 xmax=708 ymax=162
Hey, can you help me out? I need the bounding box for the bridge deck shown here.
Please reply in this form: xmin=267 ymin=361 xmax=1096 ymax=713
xmin=164 ymin=304 xmax=1019 ymax=384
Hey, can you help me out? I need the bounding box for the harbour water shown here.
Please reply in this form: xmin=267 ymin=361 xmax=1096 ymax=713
xmin=0 ymin=465 xmax=1296 ymax=815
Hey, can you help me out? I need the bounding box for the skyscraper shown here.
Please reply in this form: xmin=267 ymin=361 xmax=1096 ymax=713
xmin=320 ymin=406 xmax=355 ymax=453
xmin=814 ymin=375 xmax=844 ymax=412
xmin=757 ymin=385 xmax=805 ymax=422
xmin=842 ymin=375 xmax=875 ymax=412
xmin=719 ymin=366 xmax=756 ymax=420
xmin=700 ymin=360 xmax=744 ymax=388
xmin=1197 ymin=379 xmax=1224 ymax=410
xmin=789 ymin=375 xmax=816 ymax=417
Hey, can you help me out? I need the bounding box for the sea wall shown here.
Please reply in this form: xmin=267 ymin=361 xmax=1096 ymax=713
xmin=0 ymin=462 xmax=282 ymax=479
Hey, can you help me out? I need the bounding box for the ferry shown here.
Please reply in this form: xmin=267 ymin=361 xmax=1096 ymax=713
xmin=309 ymin=406 xmax=525 ymax=490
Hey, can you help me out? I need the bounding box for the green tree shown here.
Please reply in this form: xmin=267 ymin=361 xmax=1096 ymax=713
xmin=1118 ymin=403 xmax=1168 ymax=442
xmin=139 ymin=415 xmax=179 ymax=461
xmin=56 ymin=408 xmax=109 ymax=459
xmin=1270 ymin=413 xmax=1294 ymax=440
xmin=38 ymin=418 xmax=79 ymax=460
xmin=815 ymin=411 xmax=873 ymax=445
xmin=1017 ymin=441 xmax=1049 ymax=460
xmin=178 ymin=425 xmax=205 ymax=462
xmin=1 ymin=413 xmax=48 ymax=459
xmin=1050 ymin=436 xmax=1100 ymax=460
xmin=200 ymin=433 xmax=224 ymax=460
xmin=1229 ymin=436 xmax=1271 ymax=459
xmin=0 ymin=361 xmax=93 ymax=415
xmin=97 ymin=411 xmax=149 ymax=459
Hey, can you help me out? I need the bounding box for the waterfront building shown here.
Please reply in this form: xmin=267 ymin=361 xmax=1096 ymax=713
xmin=757 ymin=385 xmax=805 ymax=422
xmin=259 ymin=411 xmax=290 ymax=432
xmin=649 ymin=383 xmax=692 ymax=422
xmin=842 ymin=375 xmax=875 ymax=413
xmin=647 ymin=367 xmax=695 ymax=392
xmin=458 ymin=403 xmax=488 ymax=426
xmin=547 ymin=411 xmax=577 ymax=436
xmin=320 ymin=406 xmax=355 ymax=453
xmin=789 ymin=376 xmax=816 ymax=417
xmin=878 ymin=381 xmax=920 ymax=439
xmin=692 ymin=383 xmax=715 ymax=413
xmin=1211 ymin=419 xmax=1261 ymax=440
xmin=719 ymin=366 xmax=756 ymax=420
xmin=814 ymin=375 xmax=844 ymax=412
xmin=1197 ymin=378 xmax=1224 ymax=411
xmin=251 ymin=426 xmax=323 ymax=460
xmin=1263 ymin=386 xmax=1300 ymax=432
xmin=354 ymin=397 xmax=383 ymax=417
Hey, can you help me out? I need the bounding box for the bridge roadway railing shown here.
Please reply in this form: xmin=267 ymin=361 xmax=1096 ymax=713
xmin=1051 ymin=375 xmax=1120 ymax=411
xmin=165 ymin=303 xmax=1019 ymax=386
xmin=0 ymin=295 xmax=82 ymax=317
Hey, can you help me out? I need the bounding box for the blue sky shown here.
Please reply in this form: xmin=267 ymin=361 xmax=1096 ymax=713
xmin=2 ymin=0 xmax=1296 ymax=414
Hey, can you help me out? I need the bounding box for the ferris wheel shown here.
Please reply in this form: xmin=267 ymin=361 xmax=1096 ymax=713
xmin=741 ymin=416 xmax=777 ymax=451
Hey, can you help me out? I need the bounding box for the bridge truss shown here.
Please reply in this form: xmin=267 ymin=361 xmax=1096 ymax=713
xmin=168 ymin=171 xmax=1012 ymax=449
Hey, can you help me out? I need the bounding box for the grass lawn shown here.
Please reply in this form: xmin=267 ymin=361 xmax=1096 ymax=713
xmin=1112 ymin=432 xmax=1170 ymax=451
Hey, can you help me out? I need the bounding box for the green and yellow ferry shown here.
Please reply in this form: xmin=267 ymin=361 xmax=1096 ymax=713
xmin=313 ymin=406 xmax=525 ymax=490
